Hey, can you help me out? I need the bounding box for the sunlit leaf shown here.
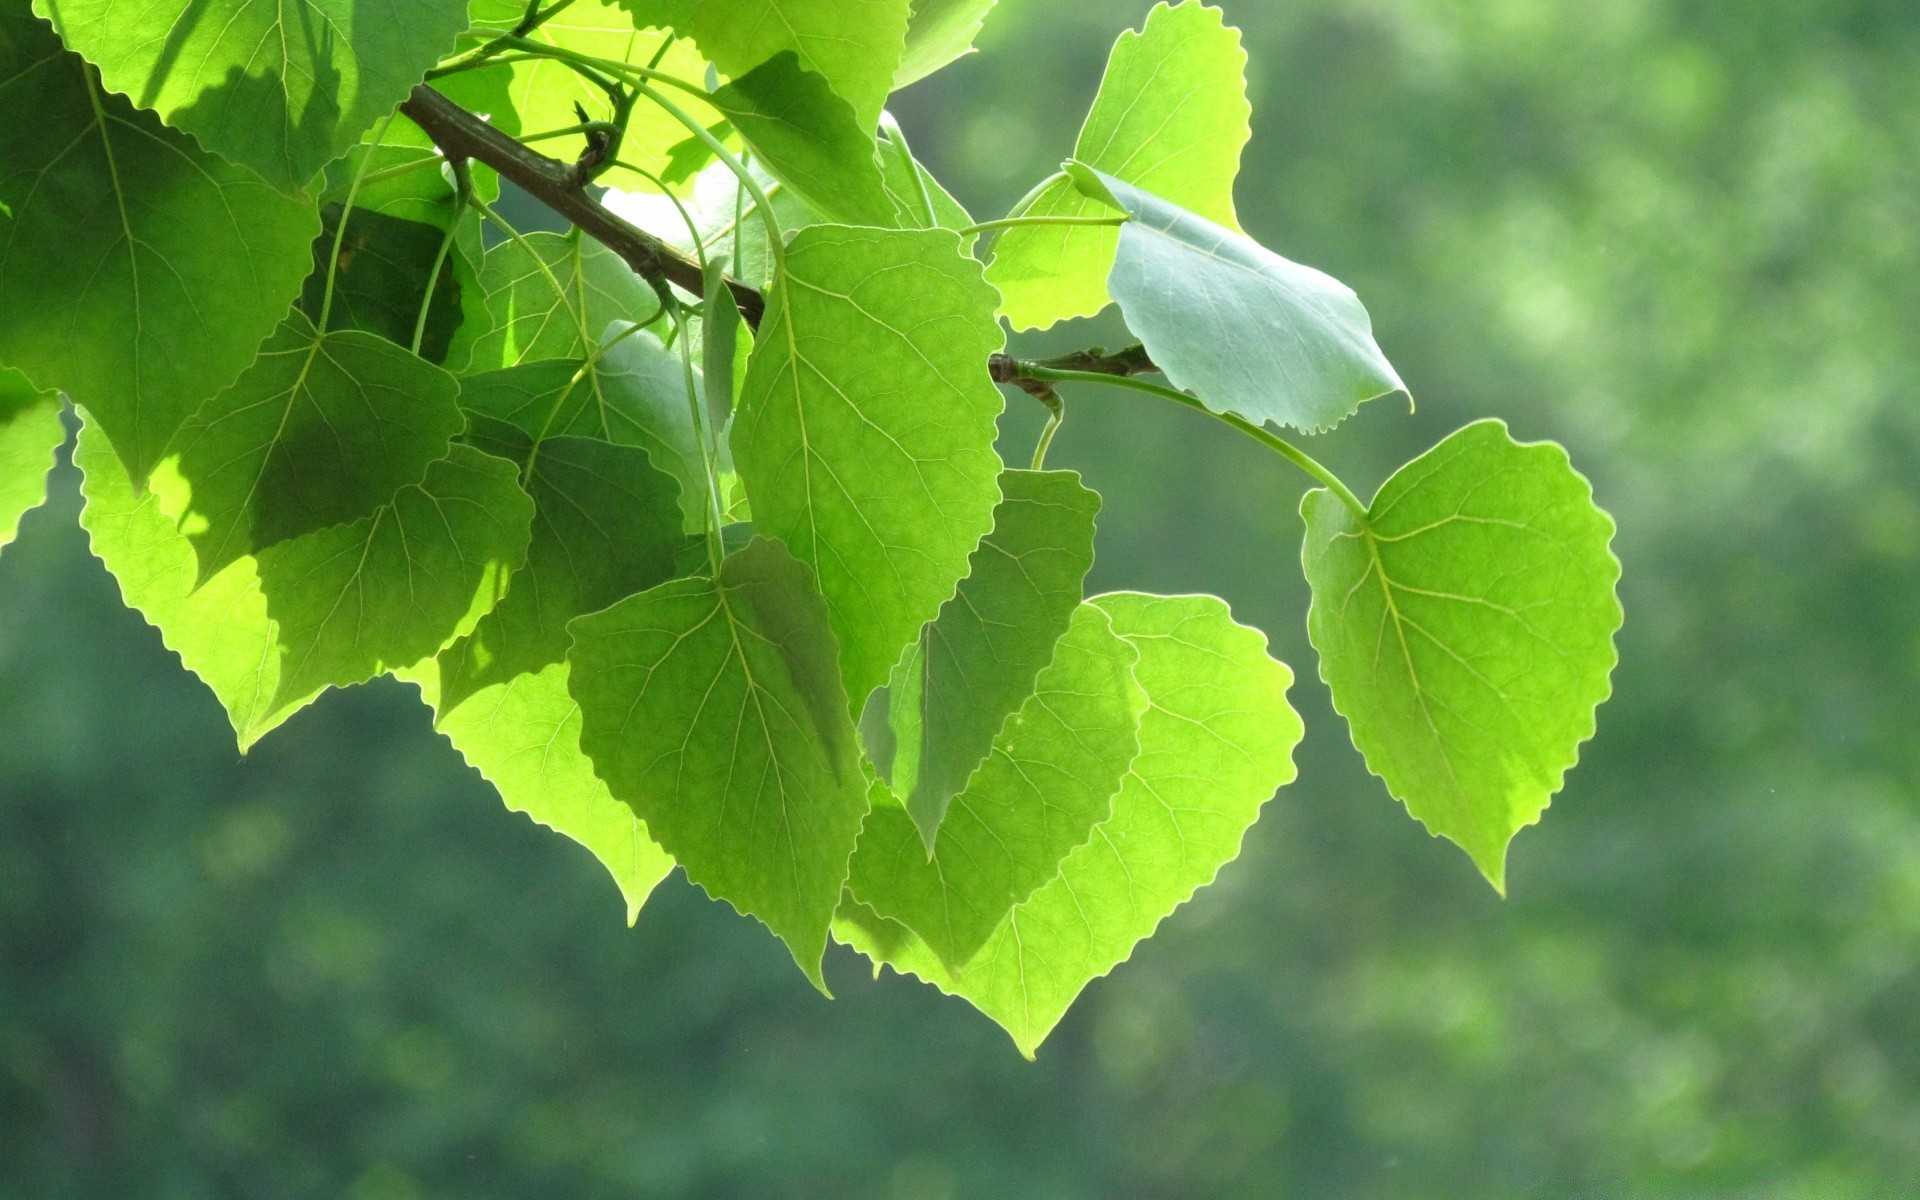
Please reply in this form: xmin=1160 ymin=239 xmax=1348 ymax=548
xmin=0 ymin=369 xmax=63 ymax=553
xmin=895 ymin=0 xmax=999 ymax=87
xmin=709 ymin=53 xmax=897 ymax=227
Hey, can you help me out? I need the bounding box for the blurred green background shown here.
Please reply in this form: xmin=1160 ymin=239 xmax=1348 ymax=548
xmin=7 ymin=0 xmax=1920 ymax=1195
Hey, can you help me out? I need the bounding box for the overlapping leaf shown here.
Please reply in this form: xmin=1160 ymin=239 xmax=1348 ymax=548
xmin=708 ymin=53 xmax=896 ymax=227
xmin=471 ymin=233 xmax=660 ymax=370
xmin=1081 ymin=169 xmax=1407 ymax=433
xmin=155 ymin=311 xmax=465 ymax=581
xmin=848 ymin=602 xmax=1143 ymax=970
xmin=0 ymin=369 xmax=63 ymax=552
xmin=0 ymin=9 xmax=318 ymax=480
xmin=837 ymin=592 xmax=1301 ymax=1056
xmin=863 ymin=469 xmax=1100 ymax=846
xmin=569 ymin=536 xmax=869 ymax=988
xmin=895 ymin=0 xmax=999 ymax=87
xmin=987 ymin=0 xmax=1249 ymax=330
xmin=734 ymin=225 xmax=1005 ymax=714
xmin=1301 ymin=420 xmax=1623 ymax=889
xmin=37 ymin=0 xmax=468 ymax=189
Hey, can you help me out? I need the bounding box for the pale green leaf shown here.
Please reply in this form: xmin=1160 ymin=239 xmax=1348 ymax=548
xmin=410 ymin=661 xmax=676 ymax=925
xmin=438 ymin=420 xmax=686 ymax=710
xmin=0 ymin=10 xmax=319 ymax=480
xmin=37 ymin=0 xmax=468 ymax=189
xmin=734 ymin=225 xmax=1005 ymax=713
xmin=471 ymin=233 xmax=660 ymax=370
xmin=708 ymin=53 xmax=897 ymax=227
xmin=568 ymin=536 xmax=869 ymax=989
xmin=895 ymin=0 xmax=998 ymax=87
xmin=836 ymin=591 xmax=1301 ymax=1057
xmin=257 ymin=444 xmax=534 ymax=707
xmin=863 ymin=469 xmax=1100 ymax=846
xmin=0 ymin=369 xmax=63 ymax=552
xmin=987 ymin=0 xmax=1248 ymax=330
xmin=1301 ymin=420 xmax=1623 ymax=890
xmin=847 ymin=602 xmax=1143 ymax=970
xmin=1086 ymin=168 xmax=1407 ymax=433
xmin=153 ymin=311 xmax=464 ymax=581
xmin=624 ymin=0 xmax=912 ymax=133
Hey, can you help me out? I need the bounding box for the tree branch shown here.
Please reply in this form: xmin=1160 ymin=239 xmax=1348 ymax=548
xmin=398 ymin=83 xmax=765 ymax=327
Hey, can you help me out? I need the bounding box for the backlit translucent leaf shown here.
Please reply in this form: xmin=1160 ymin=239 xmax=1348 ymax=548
xmin=154 ymin=311 xmax=464 ymax=581
xmin=878 ymin=116 xmax=973 ymax=232
xmin=410 ymin=661 xmax=675 ymax=925
xmin=0 ymin=9 xmax=318 ymax=480
xmin=506 ymin=0 xmax=724 ymax=194
xmin=847 ymin=602 xmax=1142 ymax=970
xmin=471 ymin=233 xmax=660 ymax=370
xmin=709 ymin=53 xmax=896 ymax=227
xmin=0 ymin=369 xmax=63 ymax=552
xmin=37 ymin=0 xmax=467 ymax=189
xmin=437 ymin=419 xmax=686 ymax=711
xmin=624 ymin=0 xmax=912 ymax=133
xmin=1301 ymin=420 xmax=1623 ymax=890
xmin=987 ymin=0 xmax=1248 ymax=330
xmin=1086 ymin=169 xmax=1407 ymax=433
xmin=734 ymin=225 xmax=1004 ymax=713
xmin=458 ymin=339 xmax=712 ymax=532
xmin=836 ymin=592 xmax=1301 ymax=1057
xmin=569 ymin=536 xmax=868 ymax=988
xmin=895 ymin=0 xmax=998 ymax=87
xmin=257 ymin=444 xmax=533 ymax=707
xmin=862 ymin=469 xmax=1099 ymax=846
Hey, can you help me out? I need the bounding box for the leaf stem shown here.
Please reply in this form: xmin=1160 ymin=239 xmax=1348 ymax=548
xmin=1029 ymin=386 xmax=1065 ymax=471
xmin=880 ymin=114 xmax=938 ymax=229
xmin=1015 ymin=364 xmax=1370 ymax=519
xmin=317 ymin=114 xmax=396 ymax=335
xmin=959 ymin=214 xmax=1127 ymax=237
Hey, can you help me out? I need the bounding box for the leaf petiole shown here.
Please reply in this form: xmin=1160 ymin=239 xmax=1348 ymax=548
xmin=959 ymin=214 xmax=1128 ymax=237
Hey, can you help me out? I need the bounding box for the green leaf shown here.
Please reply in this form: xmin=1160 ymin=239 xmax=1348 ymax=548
xmin=848 ymin=602 xmax=1143 ymax=970
xmin=0 ymin=369 xmax=63 ymax=552
xmin=895 ymin=0 xmax=998 ymax=87
xmin=471 ymin=233 xmax=660 ymax=370
xmin=862 ymin=469 xmax=1100 ymax=846
xmin=77 ymin=415 xmax=318 ymax=748
xmin=37 ymin=0 xmax=468 ymax=189
xmin=410 ymin=661 xmax=676 ymax=925
xmin=0 ymin=9 xmax=319 ymax=480
xmin=153 ymin=311 xmax=465 ymax=582
xmin=986 ymin=0 xmax=1249 ymax=330
xmin=568 ymin=536 xmax=869 ymax=989
xmin=458 ymin=336 xmax=713 ymax=533
xmin=877 ymin=117 xmax=974 ymax=232
xmin=506 ymin=0 xmax=724 ymax=194
xmin=734 ymin=225 xmax=1005 ymax=713
xmin=438 ymin=421 xmax=687 ymax=711
xmin=1300 ymin=420 xmax=1623 ymax=890
xmin=1084 ymin=168 xmax=1407 ymax=433
xmin=701 ymin=255 xmax=744 ymax=432
xmin=708 ymin=53 xmax=897 ymax=227
xmin=624 ymin=0 xmax=913 ymax=133
xmin=836 ymin=591 xmax=1302 ymax=1057
xmin=298 ymin=207 xmax=468 ymax=366
xmin=255 ymin=445 xmax=533 ymax=707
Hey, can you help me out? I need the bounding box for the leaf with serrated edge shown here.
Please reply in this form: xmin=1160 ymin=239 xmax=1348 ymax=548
xmin=406 ymin=661 xmax=675 ymax=925
xmin=471 ymin=233 xmax=659 ymax=370
xmin=734 ymin=225 xmax=1004 ymax=714
xmin=257 ymin=445 xmax=533 ymax=708
xmin=37 ymin=0 xmax=468 ymax=190
xmin=895 ymin=0 xmax=998 ymax=87
xmin=863 ymin=469 xmax=1099 ymax=846
xmin=987 ymin=0 xmax=1248 ymax=331
xmin=1301 ymin=420 xmax=1622 ymax=890
xmin=438 ymin=421 xmax=686 ymax=712
xmin=153 ymin=311 xmax=464 ymax=582
xmin=836 ymin=592 xmax=1301 ymax=1057
xmin=1085 ymin=168 xmax=1406 ymax=434
xmin=0 ymin=370 xmax=63 ymax=552
xmin=709 ymin=53 xmax=897 ymax=227
xmin=848 ymin=602 xmax=1143 ymax=970
xmin=0 ymin=10 xmax=318 ymax=480
xmin=568 ymin=536 xmax=868 ymax=989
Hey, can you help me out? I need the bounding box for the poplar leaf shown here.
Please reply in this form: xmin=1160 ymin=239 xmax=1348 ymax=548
xmin=709 ymin=53 xmax=897 ymax=227
xmin=896 ymin=0 xmax=999 ymax=87
xmin=1301 ymin=420 xmax=1623 ymax=890
xmin=0 ymin=369 xmax=63 ymax=552
xmin=987 ymin=0 xmax=1249 ymax=330
xmin=734 ymin=225 xmax=1005 ymax=714
xmin=471 ymin=233 xmax=660 ymax=370
xmin=848 ymin=603 xmax=1143 ymax=970
xmin=0 ymin=9 xmax=318 ymax=480
xmin=569 ymin=536 xmax=869 ymax=990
